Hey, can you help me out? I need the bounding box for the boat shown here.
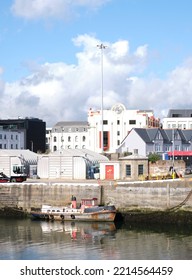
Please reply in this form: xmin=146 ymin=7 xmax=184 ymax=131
xmin=30 ymin=196 xmax=116 ymax=222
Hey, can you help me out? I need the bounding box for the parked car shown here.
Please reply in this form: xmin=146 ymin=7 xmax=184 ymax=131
xmin=184 ymin=167 xmax=192 ymax=175
xmin=0 ymin=172 xmax=10 ymax=183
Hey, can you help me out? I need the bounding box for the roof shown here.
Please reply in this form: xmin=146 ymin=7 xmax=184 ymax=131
xmin=119 ymin=154 xmax=148 ymax=160
xmin=129 ymin=128 xmax=192 ymax=144
xmin=133 ymin=128 xmax=159 ymax=143
xmin=53 ymin=121 xmax=88 ymax=128
xmin=0 ymin=149 xmax=38 ymax=164
xmin=48 ymin=148 xmax=109 ymax=163
xmin=119 ymin=149 xmax=147 ymax=160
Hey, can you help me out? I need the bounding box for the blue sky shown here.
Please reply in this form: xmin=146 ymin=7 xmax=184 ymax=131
xmin=1 ymin=0 xmax=192 ymax=126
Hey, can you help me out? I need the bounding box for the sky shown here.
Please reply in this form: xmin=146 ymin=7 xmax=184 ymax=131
xmin=1 ymin=0 xmax=192 ymax=126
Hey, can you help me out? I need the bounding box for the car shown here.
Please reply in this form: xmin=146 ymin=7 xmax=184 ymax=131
xmin=0 ymin=172 xmax=10 ymax=183
xmin=184 ymin=167 xmax=192 ymax=175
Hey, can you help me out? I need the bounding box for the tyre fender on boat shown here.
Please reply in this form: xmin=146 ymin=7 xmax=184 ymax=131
xmin=60 ymin=214 xmax=64 ymax=221
xmin=50 ymin=214 xmax=54 ymax=220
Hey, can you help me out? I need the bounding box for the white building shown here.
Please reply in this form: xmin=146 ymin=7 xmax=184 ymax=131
xmin=162 ymin=109 xmax=192 ymax=129
xmin=46 ymin=127 xmax=52 ymax=151
xmin=49 ymin=121 xmax=89 ymax=152
xmin=0 ymin=128 xmax=25 ymax=150
xmin=88 ymin=103 xmax=160 ymax=154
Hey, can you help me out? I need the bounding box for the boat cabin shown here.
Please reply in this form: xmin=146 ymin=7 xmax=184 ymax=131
xmin=81 ymin=198 xmax=98 ymax=208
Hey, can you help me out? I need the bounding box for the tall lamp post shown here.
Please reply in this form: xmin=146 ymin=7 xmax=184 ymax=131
xmin=172 ymin=128 xmax=175 ymax=178
xmin=97 ymin=43 xmax=107 ymax=154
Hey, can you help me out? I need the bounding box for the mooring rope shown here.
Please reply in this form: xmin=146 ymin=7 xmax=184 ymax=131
xmin=167 ymin=189 xmax=192 ymax=212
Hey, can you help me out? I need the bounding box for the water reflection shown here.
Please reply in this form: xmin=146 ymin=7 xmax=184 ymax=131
xmin=0 ymin=218 xmax=192 ymax=260
xmin=40 ymin=220 xmax=117 ymax=241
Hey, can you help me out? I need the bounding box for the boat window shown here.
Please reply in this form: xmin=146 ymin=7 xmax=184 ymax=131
xmin=52 ymin=210 xmax=55 ymax=212
xmin=57 ymin=210 xmax=60 ymax=212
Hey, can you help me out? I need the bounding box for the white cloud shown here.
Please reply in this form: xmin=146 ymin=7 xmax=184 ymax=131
xmin=2 ymin=34 xmax=192 ymax=126
xmin=11 ymin=0 xmax=110 ymax=20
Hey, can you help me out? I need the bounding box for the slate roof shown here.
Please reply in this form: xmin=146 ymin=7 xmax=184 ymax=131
xmin=53 ymin=121 xmax=88 ymax=128
xmin=132 ymin=128 xmax=192 ymax=144
xmin=134 ymin=128 xmax=159 ymax=143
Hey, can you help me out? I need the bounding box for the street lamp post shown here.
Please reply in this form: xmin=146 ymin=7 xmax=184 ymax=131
xmin=172 ymin=128 xmax=175 ymax=178
xmin=97 ymin=43 xmax=107 ymax=154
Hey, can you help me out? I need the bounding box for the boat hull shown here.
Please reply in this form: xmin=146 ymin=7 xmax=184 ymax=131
xmin=31 ymin=209 xmax=116 ymax=222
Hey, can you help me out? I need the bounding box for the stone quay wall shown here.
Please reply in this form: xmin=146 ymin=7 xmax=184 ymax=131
xmin=0 ymin=179 xmax=192 ymax=213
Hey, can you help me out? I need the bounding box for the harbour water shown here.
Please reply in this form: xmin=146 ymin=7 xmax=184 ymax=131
xmin=0 ymin=217 xmax=192 ymax=260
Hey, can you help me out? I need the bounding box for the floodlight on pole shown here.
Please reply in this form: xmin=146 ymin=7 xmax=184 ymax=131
xmin=97 ymin=43 xmax=107 ymax=153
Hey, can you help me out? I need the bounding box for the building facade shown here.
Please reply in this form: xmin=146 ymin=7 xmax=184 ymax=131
xmin=88 ymin=103 xmax=160 ymax=154
xmin=49 ymin=121 xmax=89 ymax=152
xmin=118 ymin=127 xmax=192 ymax=165
xmin=0 ymin=128 xmax=25 ymax=150
xmin=0 ymin=118 xmax=46 ymax=153
xmin=162 ymin=109 xmax=192 ymax=129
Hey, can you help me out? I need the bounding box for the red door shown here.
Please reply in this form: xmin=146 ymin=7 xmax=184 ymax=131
xmin=105 ymin=165 xmax=114 ymax=180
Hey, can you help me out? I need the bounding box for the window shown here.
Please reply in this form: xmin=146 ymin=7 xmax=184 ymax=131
xmin=82 ymin=136 xmax=86 ymax=142
xmin=68 ymin=136 xmax=71 ymax=142
xmin=4 ymin=135 xmax=6 ymax=139
xmin=126 ymin=165 xmax=131 ymax=176
xmin=103 ymin=131 xmax=109 ymax=149
xmin=129 ymin=120 xmax=136 ymax=125
xmin=75 ymin=136 xmax=78 ymax=142
xmin=156 ymin=132 xmax=161 ymax=139
xmin=174 ymin=131 xmax=179 ymax=140
xmin=117 ymin=120 xmax=120 ymax=125
xmin=0 ymin=134 xmax=2 ymax=139
xmin=117 ymin=140 xmax=120 ymax=145
xmin=138 ymin=165 xmax=144 ymax=175
xmin=11 ymin=135 xmax=13 ymax=140
xmin=165 ymin=145 xmax=170 ymax=151
xmin=54 ymin=136 xmax=57 ymax=142
xmin=155 ymin=144 xmax=161 ymax=152
xmin=53 ymin=146 xmax=57 ymax=151
xmin=172 ymin=114 xmax=181 ymax=117
xmin=103 ymin=120 xmax=108 ymax=125
xmin=117 ymin=131 xmax=120 ymax=136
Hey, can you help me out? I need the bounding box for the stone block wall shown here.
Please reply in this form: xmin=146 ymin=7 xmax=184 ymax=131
xmin=1 ymin=179 xmax=192 ymax=213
